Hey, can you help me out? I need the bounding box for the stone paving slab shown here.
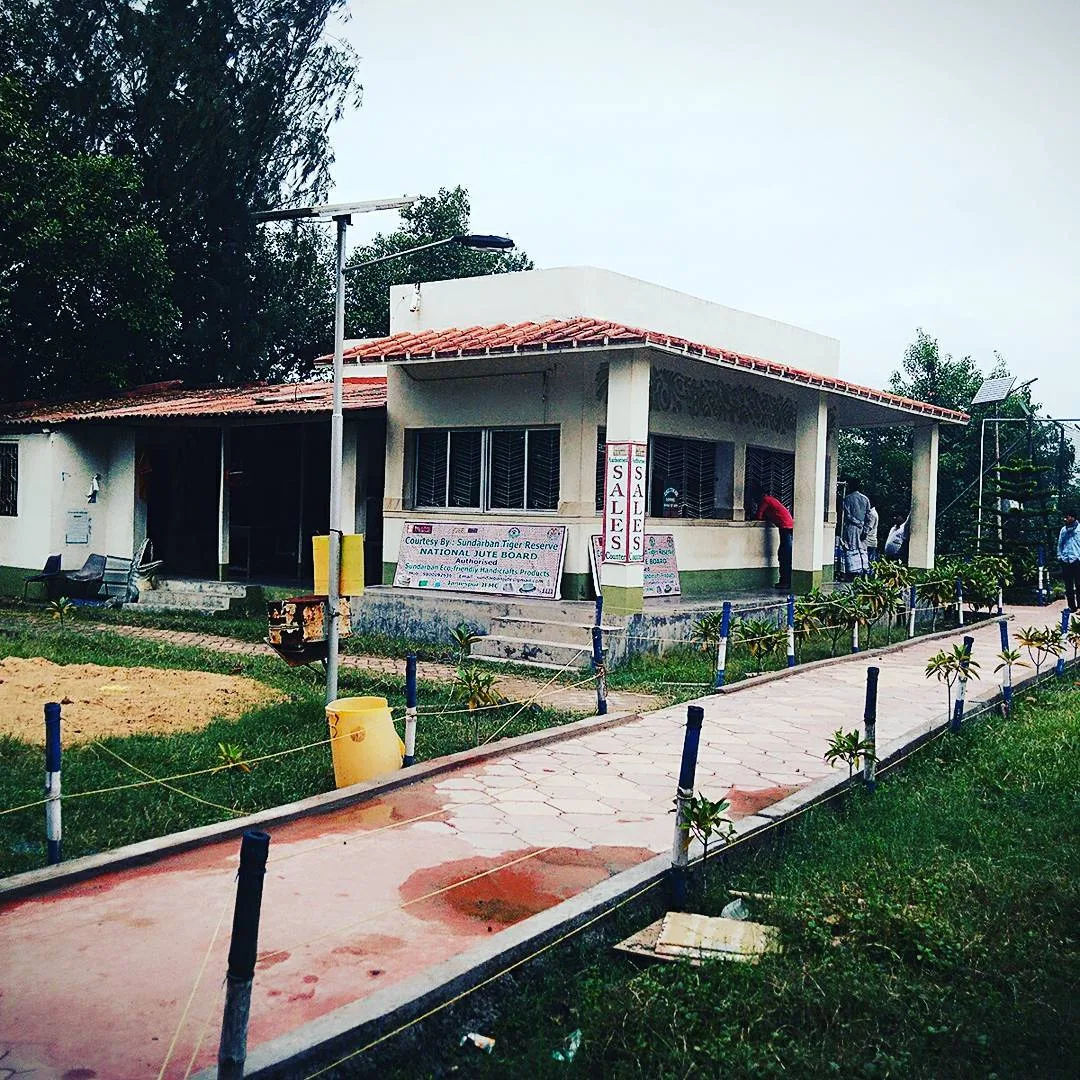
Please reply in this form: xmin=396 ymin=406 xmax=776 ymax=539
xmin=0 ymin=607 xmax=1062 ymax=1079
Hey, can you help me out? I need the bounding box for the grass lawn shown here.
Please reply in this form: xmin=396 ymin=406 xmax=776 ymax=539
xmin=0 ymin=625 xmax=581 ymax=877
xmin=386 ymin=680 xmax=1080 ymax=1079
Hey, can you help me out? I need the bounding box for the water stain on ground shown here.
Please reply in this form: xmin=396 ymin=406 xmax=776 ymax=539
xmin=330 ymin=934 xmax=404 ymax=963
xmin=399 ymin=845 xmax=655 ymax=932
xmin=723 ymin=783 xmax=801 ymax=817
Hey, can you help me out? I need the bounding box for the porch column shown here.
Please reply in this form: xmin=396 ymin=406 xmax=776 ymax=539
xmin=217 ymin=427 xmax=230 ymax=580
xmin=909 ymin=423 xmax=939 ymax=570
xmin=601 ymin=350 xmax=651 ymax=616
xmin=792 ymin=391 xmax=828 ymax=593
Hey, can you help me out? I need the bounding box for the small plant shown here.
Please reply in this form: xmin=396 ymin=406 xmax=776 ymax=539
xmin=449 ymin=622 xmax=480 ymax=664
xmin=792 ymin=593 xmax=824 ymax=660
xmin=679 ymin=792 xmax=734 ymax=889
xmin=215 ymin=742 xmax=252 ymax=773
xmin=1015 ymin=626 xmax=1064 ymax=688
xmin=853 ymin=576 xmax=893 ymax=648
xmin=918 ymin=573 xmax=955 ymax=632
xmin=824 ymin=728 xmax=876 ymax=780
xmin=47 ymin=597 xmax=76 ymax=628
xmin=925 ymin=645 xmax=981 ymax=716
xmin=1068 ymin=624 xmax=1080 ymax=663
xmin=833 ymin=589 xmax=872 ymax=652
xmin=453 ymin=665 xmax=503 ymax=744
xmin=692 ymin=610 xmax=727 ymax=651
xmin=993 ymin=648 xmax=1028 ymax=716
xmin=732 ymin=617 xmax=786 ymax=668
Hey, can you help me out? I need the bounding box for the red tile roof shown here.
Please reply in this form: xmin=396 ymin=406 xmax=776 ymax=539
xmin=329 ymin=317 xmax=968 ymax=424
xmin=0 ymin=378 xmax=386 ymax=427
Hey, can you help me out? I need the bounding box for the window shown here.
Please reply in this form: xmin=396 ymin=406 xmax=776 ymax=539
xmin=0 ymin=443 xmax=16 ymax=516
xmin=412 ymin=427 xmax=559 ymax=511
xmin=594 ymin=429 xmax=735 ymax=519
xmin=745 ymin=446 xmax=795 ymax=517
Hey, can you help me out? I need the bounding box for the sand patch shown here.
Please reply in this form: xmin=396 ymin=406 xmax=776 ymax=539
xmin=0 ymin=656 xmax=283 ymax=744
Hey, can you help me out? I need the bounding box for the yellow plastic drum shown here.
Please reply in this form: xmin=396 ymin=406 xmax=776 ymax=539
xmin=325 ymin=696 xmax=404 ymax=787
xmin=312 ymin=534 xmax=365 ymax=595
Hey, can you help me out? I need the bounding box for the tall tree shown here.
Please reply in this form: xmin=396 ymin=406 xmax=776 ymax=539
xmin=344 ymin=187 xmax=533 ymax=340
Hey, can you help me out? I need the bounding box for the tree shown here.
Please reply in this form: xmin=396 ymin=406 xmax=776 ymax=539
xmin=344 ymin=187 xmax=533 ymax=340
xmin=0 ymin=77 xmax=176 ymax=402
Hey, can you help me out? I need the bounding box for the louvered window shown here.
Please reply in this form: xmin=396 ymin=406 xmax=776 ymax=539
xmin=649 ymin=435 xmax=734 ymax=519
xmin=411 ymin=427 xmax=559 ymax=511
xmin=745 ymin=446 xmax=795 ymax=516
xmin=595 ymin=427 xmax=606 ymax=512
xmin=0 ymin=444 xmax=16 ymax=516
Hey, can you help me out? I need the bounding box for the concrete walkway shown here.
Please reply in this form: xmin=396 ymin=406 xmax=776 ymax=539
xmin=0 ymin=608 xmax=1059 ymax=1079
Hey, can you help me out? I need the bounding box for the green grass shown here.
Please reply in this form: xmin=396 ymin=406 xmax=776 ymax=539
xmin=0 ymin=625 xmax=580 ymax=877
xmin=375 ymin=680 xmax=1080 ymax=1079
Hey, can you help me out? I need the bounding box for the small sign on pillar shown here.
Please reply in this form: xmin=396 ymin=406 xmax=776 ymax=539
xmin=602 ymin=441 xmax=647 ymax=565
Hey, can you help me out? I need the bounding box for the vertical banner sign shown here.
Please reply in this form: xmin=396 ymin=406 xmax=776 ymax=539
xmin=602 ymin=442 xmax=647 ymax=564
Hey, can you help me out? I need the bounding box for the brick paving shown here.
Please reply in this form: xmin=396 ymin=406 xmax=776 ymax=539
xmin=0 ymin=607 xmax=1062 ymax=1079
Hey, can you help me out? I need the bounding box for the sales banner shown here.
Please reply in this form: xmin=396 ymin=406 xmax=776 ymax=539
xmin=393 ymin=520 xmax=568 ymax=599
xmin=590 ymin=533 xmax=681 ymax=598
xmin=601 ymin=441 xmax=647 ymax=564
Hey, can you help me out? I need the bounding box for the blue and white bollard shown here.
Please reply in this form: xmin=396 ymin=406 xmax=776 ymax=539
xmin=1056 ymin=609 xmax=1071 ymax=677
xmin=951 ymin=635 xmax=975 ymax=732
xmin=1037 ymin=545 xmax=1046 ymax=606
xmin=713 ymin=601 xmax=732 ymax=689
xmin=591 ymin=625 xmax=608 ymax=716
xmin=908 ymin=584 xmax=918 ymax=639
xmin=669 ymin=704 xmax=704 ymax=910
xmin=997 ymin=579 xmax=1004 ymax=617
xmin=864 ymin=666 xmax=879 ymax=794
xmin=852 ymin=620 xmax=860 ymax=654
xmin=403 ymin=654 xmax=418 ymax=767
xmin=999 ymin=617 xmax=1013 ymax=713
xmin=956 ymin=577 xmax=965 ymax=627
xmin=44 ymin=702 xmax=62 ymax=865
xmin=786 ymin=595 xmax=796 ymax=668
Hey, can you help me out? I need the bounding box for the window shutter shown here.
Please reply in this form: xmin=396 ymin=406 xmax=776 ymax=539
xmin=489 ymin=429 xmax=526 ymax=508
xmin=448 ymin=430 xmax=482 ymax=507
xmin=526 ymin=428 xmax=560 ymax=510
xmin=414 ymin=431 xmax=447 ymax=507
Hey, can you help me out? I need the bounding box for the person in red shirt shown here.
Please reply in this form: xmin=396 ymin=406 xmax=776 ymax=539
xmin=753 ymin=487 xmax=794 ymax=590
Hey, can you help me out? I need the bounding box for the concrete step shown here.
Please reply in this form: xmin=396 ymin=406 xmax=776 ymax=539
xmin=487 ymin=615 xmax=623 ymax=647
xmin=130 ymin=589 xmax=236 ymax=614
xmin=151 ymin=577 xmax=249 ymax=598
xmin=470 ymin=634 xmax=594 ymax=670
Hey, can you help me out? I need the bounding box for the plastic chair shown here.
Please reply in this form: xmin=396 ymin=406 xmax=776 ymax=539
xmin=59 ymin=554 xmax=107 ymax=600
xmin=23 ymin=554 xmax=62 ymax=601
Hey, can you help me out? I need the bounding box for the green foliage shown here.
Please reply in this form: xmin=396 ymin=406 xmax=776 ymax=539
xmin=453 ymin=664 xmax=503 ymax=745
xmin=680 ymin=792 xmax=734 ymax=888
xmin=925 ymin=644 xmax=981 ymax=714
xmin=449 ymin=622 xmax=481 ymax=664
xmin=824 ymin=728 xmax=876 ymax=780
xmin=344 ymin=187 xmax=533 ymax=340
xmin=732 ymin=616 xmax=786 ymax=666
xmin=215 ymin=741 xmax=251 ymax=773
xmin=1014 ymin=625 xmax=1064 ymax=684
xmin=691 ymin=610 xmax=726 ymax=650
xmin=46 ymin=598 xmax=76 ymax=628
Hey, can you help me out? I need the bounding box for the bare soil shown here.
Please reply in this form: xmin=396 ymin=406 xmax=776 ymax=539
xmin=0 ymin=656 xmax=282 ymax=744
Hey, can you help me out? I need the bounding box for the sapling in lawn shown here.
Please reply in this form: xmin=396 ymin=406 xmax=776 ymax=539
xmin=994 ymin=649 xmax=1027 ymax=716
xmin=1015 ymin=626 xmax=1064 ymax=691
xmin=453 ymin=665 xmax=502 ymax=745
xmin=679 ymin=792 xmax=735 ymax=894
xmin=824 ymin=729 xmax=877 ymax=781
xmin=925 ymin=645 xmax=981 ymax=718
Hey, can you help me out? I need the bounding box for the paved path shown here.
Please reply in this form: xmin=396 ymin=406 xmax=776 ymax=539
xmin=0 ymin=608 xmax=1059 ymax=1079
xmin=86 ymin=621 xmax=663 ymax=716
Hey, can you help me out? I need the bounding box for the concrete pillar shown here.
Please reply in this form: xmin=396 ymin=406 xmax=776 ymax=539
xmin=909 ymin=424 xmax=939 ymax=570
xmin=601 ymin=350 xmax=651 ymax=615
xmin=791 ymin=391 xmax=828 ymax=593
xmin=217 ymin=427 xmax=230 ymax=580
xmin=341 ymin=419 xmax=359 ymax=538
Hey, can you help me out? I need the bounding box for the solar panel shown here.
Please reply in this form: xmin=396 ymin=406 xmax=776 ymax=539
xmin=971 ymin=375 xmax=1017 ymax=406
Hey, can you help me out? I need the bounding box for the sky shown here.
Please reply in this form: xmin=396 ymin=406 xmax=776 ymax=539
xmin=327 ymin=0 xmax=1079 ymax=417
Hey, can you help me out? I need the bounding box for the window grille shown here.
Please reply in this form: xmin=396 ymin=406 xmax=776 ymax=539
xmin=0 ymin=444 xmax=16 ymax=516
xmin=745 ymin=446 xmax=795 ymax=515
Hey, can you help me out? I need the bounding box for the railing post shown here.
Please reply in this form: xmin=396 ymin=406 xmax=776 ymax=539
xmin=1056 ymin=609 xmax=1071 ymax=677
xmin=1037 ymin=544 xmax=1046 ymax=605
xmin=786 ymin=595 xmax=796 ymax=668
xmin=852 ymin=620 xmax=860 ymax=654
xmin=997 ymin=578 xmax=1004 ymax=617
xmin=863 ymin=667 xmax=879 ymax=794
xmin=218 ymin=830 xmax=271 ymax=1080
xmin=403 ymin=653 xmax=418 ymax=766
xmin=713 ymin=601 xmax=732 ymax=689
xmin=956 ymin=577 xmax=965 ymax=626
xmin=44 ymin=702 xmax=62 ymax=865
xmin=669 ymin=705 xmax=704 ymax=910
xmin=999 ymin=617 xmax=1013 ymax=714
xmin=591 ymin=626 xmax=608 ymax=716
xmin=908 ymin=584 xmax=917 ymax=639
xmin=951 ymin=636 xmax=975 ymax=732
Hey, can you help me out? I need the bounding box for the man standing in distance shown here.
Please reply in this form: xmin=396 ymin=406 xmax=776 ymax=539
xmin=1058 ymin=510 xmax=1080 ymax=613
xmin=754 ymin=487 xmax=794 ymax=591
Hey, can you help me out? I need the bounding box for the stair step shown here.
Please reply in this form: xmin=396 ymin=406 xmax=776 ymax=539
xmin=487 ymin=616 xmax=625 ymax=647
xmin=131 ymin=589 xmax=236 ymax=614
xmin=470 ymin=635 xmax=594 ymax=669
xmin=151 ymin=577 xmax=249 ymax=598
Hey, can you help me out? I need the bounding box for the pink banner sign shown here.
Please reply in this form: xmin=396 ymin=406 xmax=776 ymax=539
xmin=394 ymin=520 xmax=568 ymax=599
xmin=590 ymin=533 xmax=681 ymax=598
xmin=602 ymin=441 xmax=647 ymax=564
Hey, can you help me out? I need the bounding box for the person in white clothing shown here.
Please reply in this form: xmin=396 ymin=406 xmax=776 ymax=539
xmin=865 ymin=504 xmax=880 ymax=564
xmin=840 ymin=480 xmax=872 ymax=579
xmin=883 ymin=514 xmax=909 ymax=562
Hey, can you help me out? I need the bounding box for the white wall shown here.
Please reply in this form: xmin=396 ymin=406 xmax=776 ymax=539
xmin=0 ymin=433 xmax=52 ymax=569
xmin=388 ymin=266 xmax=840 ymax=376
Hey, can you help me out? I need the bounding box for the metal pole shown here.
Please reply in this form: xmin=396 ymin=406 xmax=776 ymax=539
xmin=1057 ymin=609 xmax=1070 ymax=677
xmin=218 ymin=830 xmax=271 ymax=1080
xmin=951 ymin=636 xmax=974 ymax=732
xmin=403 ymin=653 xmax=418 ymax=765
xmin=44 ymin=702 xmax=62 ymax=864
xmin=669 ymin=705 xmax=704 ymax=910
xmin=908 ymin=584 xmax=917 ymax=639
xmin=713 ymin=601 xmax=732 ymax=689
xmin=325 ymin=214 xmax=348 ymax=706
xmin=977 ymin=418 xmax=986 ymax=552
xmin=994 ymin=420 xmax=1003 ymax=554
xmin=999 ymin=617 xmax=1013 ymax=714
xmin=786 ymin=594 xmax=796 ymax=668
xmin=863 ymin=667 xmax=879 ymax=793
xmin=591 ymin=626 xmax=608 ymax=716
xmin=956 ymin=577 xmax=964 ymax=627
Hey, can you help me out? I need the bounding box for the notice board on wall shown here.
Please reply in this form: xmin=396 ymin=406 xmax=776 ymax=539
xmin=590 ymin=533 xmax=681 ymax=598
xmin=65 ymin=510 xmax=91 ymax=544
xmin=393 ymin=520 xmax=568 ymax=599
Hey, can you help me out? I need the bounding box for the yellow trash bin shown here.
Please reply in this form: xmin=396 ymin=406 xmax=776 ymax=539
xmin=312 ymin=534 xmax=365 ymax=596
xmin=325 ymin=696 xmax=404 ymax=788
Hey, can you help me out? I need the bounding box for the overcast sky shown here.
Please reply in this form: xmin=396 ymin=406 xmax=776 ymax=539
xmin=328 ymin=0 xmax=1078 ymax=417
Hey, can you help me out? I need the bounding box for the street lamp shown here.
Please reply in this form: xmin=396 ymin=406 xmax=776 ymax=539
xmin=342 ymin=233 xmax=515 ymax=272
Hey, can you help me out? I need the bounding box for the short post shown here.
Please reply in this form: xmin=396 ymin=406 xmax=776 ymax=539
xmin=951 ymin=635 xmax=974 ymax=732
xmin=591 ymin=626 xmax=608 ymax=716
xmin=1037 ymin=544 xmax=1046 ymax=605
xmin=44 ymin=702 xmax=62 ymax=865
xmin=403 ymin=653 xmax=418 ymax=766
xmin=669 ymin=705 xmax=704 ymax=910
xmin=218 ymin=830 xmax=271 ymax=1080
xmin=713 ymin=601 xmax=732 ymax=689
xmin=956 ymin=577 xmax=964 ymax=627
xmin=908 ymin=584 xmax=917 ymax=639
xmin=786 ymin=594 xmax=796 ymax=668
xmin=852 ymin=620 xmax=860 ymax=654
xmin=999 ymin=617 xmax=1013 ymax=713
xmin=997 ymin=579 xmax=1004 ymax=617
xmin=863 ymin=666 xmax=879 ymax=794
xmin=1056 ymin=609 xmax=1071 ymax=677
xmin=594 ymin=593 xmax=603 ymax=630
